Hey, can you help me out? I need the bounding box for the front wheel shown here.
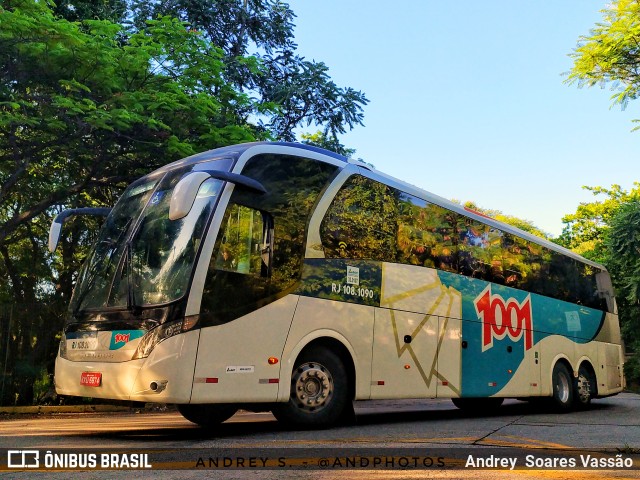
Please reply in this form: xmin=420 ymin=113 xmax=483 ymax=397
xmin=551 ymin=362 xmax=574 ymax=412
xmin=272 ymin=347 xmax=349 ymax=429
xmin=177 ymin=403 xmax=237 ymax=427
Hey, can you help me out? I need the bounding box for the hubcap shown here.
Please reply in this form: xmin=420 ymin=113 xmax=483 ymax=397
xmin=293 ymin=362 xmax=334 ymax=413
xmin=576 ymin=373 xmax=591 ymax=403
xmin=556 ymin=372 xmax=570 ymax=404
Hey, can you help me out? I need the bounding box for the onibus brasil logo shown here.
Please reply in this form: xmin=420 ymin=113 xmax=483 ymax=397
xmin=474 ymin=285 xmax=533 ymax=352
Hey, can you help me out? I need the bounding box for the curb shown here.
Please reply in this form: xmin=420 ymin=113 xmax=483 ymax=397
xmin=0 ymin=405 xmax=135 ymax=414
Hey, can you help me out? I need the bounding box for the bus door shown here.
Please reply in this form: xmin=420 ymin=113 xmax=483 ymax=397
xmin=435 ymin=315 xmax=462 ymax=398
xmin=371 ymin=263 xmax=462 ymax=399
xmin=371 ymin=307 xmax=439 ymax=399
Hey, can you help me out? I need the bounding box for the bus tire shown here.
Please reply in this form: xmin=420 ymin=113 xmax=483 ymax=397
xmin=574 ymin=364 xmax=596 ymax=408
xmin=273 ymin=347 xmax=348 ymax=429
xmin=451 ymin=397 xmax=504 ymax=413
xmin=551 ymin=362 xmax=574 ymax=412
xmin=177 ymin=404 xmax=237 ymax=427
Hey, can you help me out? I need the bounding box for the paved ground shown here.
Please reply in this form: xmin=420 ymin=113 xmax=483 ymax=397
xmin=1 ymin=394 xmax=639 ymax=479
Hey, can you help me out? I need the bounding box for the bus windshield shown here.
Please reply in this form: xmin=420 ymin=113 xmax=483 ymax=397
xmin=70 ymin=169 xmax=223 ymax=313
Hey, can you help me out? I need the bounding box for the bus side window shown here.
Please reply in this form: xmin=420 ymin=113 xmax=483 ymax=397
xmin=320 ymin=175 xmax=397 ymax=261
xmin=396 ymin=193 xmax=458 ymax=273
xmin=215 ymin=203 xmax=270 ymax=277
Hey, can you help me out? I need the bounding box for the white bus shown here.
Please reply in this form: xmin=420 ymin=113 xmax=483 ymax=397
xmin=49 ymin=142 xmax=624 ymax=428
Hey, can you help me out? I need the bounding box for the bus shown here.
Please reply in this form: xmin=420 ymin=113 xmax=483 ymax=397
xmin=49 ymin=141 xmax=624 ymax=428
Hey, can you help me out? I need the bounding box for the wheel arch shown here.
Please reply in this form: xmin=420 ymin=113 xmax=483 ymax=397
xmin=577 ymin=357 xmax=599 ymax=397
xmin=548 ymin=354 xmax=573 ymax=394
xmin=279 ymin=331 xmax=357 ymax=403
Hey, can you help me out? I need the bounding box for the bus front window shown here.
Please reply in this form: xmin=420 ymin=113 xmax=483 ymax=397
xmin=70 ymin=171 xmax=223 ymax=314
xmin=110 ymin=177 xmax=223 ymax=308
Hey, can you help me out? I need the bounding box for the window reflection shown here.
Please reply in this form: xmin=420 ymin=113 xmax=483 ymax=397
xmin=215 ymin=204 xmax=265 ymax=276
xmin=110 ymin=176 xmax=221 ymax=306
xmin=200 ymin=154 xmax=338 ymax=325
xmin=321 ymin=175 xmax=397 ymax=262
xmin=320 ymin=174 xmax=608 ymax=312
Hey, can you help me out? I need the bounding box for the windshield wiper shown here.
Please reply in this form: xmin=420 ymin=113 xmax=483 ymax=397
xmin=125 ymin=240 xmax=141 ymax=315
xmin=73 ymin=217 xmax=134 ymax=316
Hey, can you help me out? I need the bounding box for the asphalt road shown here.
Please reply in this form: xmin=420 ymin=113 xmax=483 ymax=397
xmin=1 ymin=393 xmax=639 ymax=479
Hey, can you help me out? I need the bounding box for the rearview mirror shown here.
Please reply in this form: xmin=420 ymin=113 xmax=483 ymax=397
xmin=48 ymin=208 xmax=112 ymax=252
xmin=48 ymin=221 xmax=63 ymax=253
xmin=169 ymin=172 xmax=212 ymax=221
xmin=169 ymin=170 xmax=267 ymax=221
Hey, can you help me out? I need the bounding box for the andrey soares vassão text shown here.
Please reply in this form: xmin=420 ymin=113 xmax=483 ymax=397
xmin=465 ymin=454 xmax=635 ymax=470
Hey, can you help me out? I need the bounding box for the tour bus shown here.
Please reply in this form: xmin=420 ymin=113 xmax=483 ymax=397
xmin=49 ymin=142 xmax=624 ymax=428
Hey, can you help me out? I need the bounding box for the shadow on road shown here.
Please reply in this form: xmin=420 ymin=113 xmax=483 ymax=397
xmin=75 ymin=398 xmax=616 ymax=443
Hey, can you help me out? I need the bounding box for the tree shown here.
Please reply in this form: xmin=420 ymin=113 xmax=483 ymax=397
xmin=127 ymin=0 xmax=368 ymax=142
xmin=605 ymin=201 xmax=640 ymax=387
xmin=300 ymin=131 xmax=356 ymax=158
xmin=461 ymin=201 xmax=550 ymax=240
xmin=558 ymin=185 xmax=640 ymax=387
xmin=1 ymin=0 xmax=266 ymax=285
xmin=567 ymin=0 xmax=640 ymax=128
xmin=0 ymin=0 xmax=268 ymax=404
xmin=556 ymin=184 xmax=640 ymax=263
xmin=0 ymin=0 xmax=368 ymax=405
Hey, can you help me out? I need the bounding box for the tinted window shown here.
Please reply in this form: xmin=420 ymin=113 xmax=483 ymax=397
xmin=200 ymin=203 xmax=271 ymax=323
xmin=396 ymin=192 xmax=458 ymax=273
xmin=458 ymin=217 xmax=503 ymax=281
xmin=321 ymin=175 xmax=397 ymax=262
xmin=234 ymin=154 xmax=338 ymax=293
xmin=214 ymin=204 xmax=266 ymax=276
xmin=321 ymin=175 xmax=608 ymax=312
xmin=201 ymin=154 xmax=338 ymax=325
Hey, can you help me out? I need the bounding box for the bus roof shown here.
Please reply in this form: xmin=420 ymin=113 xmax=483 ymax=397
xmin=152 ymin=141 xmax=605 ymax=271
xmin=359 ymin=164 xmax=606 ymax=271
xmin=155 ymin=141 xmax=348 ymax=174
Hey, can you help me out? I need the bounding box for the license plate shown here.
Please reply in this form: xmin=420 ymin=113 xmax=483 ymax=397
xmin=71 ymin=339 xmax=98 ymax=350
xmin=80 ymin=372 xmax=102 ymax=387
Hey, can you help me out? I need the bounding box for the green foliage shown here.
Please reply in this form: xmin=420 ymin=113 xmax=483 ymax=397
xmin=0 ymin=0 xmax=366 ymax=405
xmin=606 ymin=200 xmax=640 ymax=304
xmin=462 ymin=201 xmax=550 ymax=240
xmin=605 ymin=201 xmax=640 ymax=386
xmin=556 ymin=184 xmax=640 ymax=263
xmin=567 ymin=0 xmax=640 ymax=128
xmin=127 ymin=0 xmax=368 ymax=141
xmin=300 ymin=131 xmax=356 ymax=157
xmin=559 ymin=186 xmax=640 ymax=386
xmin=0 ymin=0 xmax=265 ymax=300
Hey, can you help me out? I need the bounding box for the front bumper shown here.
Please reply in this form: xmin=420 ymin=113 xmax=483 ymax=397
xmin=55 ymin=330 xmax=200 ymax=404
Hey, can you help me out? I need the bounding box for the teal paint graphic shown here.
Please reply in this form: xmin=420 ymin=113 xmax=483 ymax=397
xmin=109 ymin=330 xmax=145 ymax=350
xmin=437 ymin=271 xmax=605 ymax=397
xmin=297 ymin=259 xmax=606 ymax=397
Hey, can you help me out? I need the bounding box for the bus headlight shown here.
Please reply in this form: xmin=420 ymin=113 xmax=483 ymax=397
xmin=131 ymin=315 xmax=199 ymax=360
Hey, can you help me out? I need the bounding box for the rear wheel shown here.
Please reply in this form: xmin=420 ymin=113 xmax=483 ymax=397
xmin=273 ymin=347 xmax=349 ymax=428
xmin=177 ymin=404 xmax=237 ymax=427
xmin=574 ymin=364 xmax=596 ymax=408
xmin=551 ymin=362 xmax=574 ymax=412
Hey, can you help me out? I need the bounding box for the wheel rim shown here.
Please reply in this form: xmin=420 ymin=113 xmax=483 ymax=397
xmin=293 ymin=362 xmax=334 ymax=413
xmin=556 ymin=371 xmax=570 ymax=404
xmin=576 ymin=373 xmax=591 ymax=403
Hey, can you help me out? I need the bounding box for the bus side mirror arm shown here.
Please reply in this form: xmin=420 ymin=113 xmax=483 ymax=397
xmin=169 ymin=170 xmax=267 ymax=221
xmin=48 ymin=207 xmax=112 ymax=252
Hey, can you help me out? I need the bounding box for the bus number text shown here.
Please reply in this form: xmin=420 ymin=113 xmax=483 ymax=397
xmin=331 ymin=283 xmax=374 ymax=299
